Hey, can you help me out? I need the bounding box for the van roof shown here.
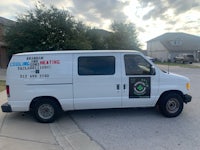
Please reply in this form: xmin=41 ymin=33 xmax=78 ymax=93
xmin=15 ymin=50 xmax=141 ymax=56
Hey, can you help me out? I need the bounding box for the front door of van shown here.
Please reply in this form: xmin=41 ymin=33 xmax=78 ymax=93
xmin=121 ymin=54 xmax=159 ymax=107
xmin=73 ymin=54 xmax=122 ymax=109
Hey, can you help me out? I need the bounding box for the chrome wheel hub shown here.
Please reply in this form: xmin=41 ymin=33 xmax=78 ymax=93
xmin=38 ymin=104 xmax=54 ymax=119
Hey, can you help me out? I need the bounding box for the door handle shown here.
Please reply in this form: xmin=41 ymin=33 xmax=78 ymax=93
xmin=116 ymin=84 xmax=120 ymax=90
xmin=123 ymin=84 xmax=126 ymax=90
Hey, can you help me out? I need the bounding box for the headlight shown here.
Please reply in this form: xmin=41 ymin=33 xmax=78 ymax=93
xmin=186 ymin=83 xmax=190 ymax=90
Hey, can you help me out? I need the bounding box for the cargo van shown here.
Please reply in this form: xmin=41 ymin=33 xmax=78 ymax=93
xmin=1 ymin=50 xmax=192 ymax=123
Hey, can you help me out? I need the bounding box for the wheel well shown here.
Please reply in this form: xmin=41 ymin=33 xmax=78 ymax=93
xmin=30 ymin=96 xmax=62 ymax=111
xmin=156 ymin=90 xmax=184 ymax=106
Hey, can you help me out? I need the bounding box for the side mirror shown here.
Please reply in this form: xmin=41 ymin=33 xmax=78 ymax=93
xmin=150 ymin=66 xmax=156 ymax=75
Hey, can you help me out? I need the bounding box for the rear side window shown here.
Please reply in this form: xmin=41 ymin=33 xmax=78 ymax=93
xmin=186 ymin=55 xmax=194 ymax=58
xmin=78 ymin=56 xmax=115 ymax=75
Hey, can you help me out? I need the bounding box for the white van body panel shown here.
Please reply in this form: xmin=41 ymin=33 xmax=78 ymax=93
xmin=7 ymin=53 xmax=74 ymax=111
xmin=158 ymin=71 xmax=189 ymax=96
xmin=73 ymin=53 xmax=122 ymax=109
xmin=3 ymin=50 xmax=191 ymax=113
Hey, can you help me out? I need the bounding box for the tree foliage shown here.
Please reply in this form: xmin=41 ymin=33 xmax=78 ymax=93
xmin=5 ymin=4 xmax=141 ymax=56
xmin=107 ymin=22 xmax=141 ymax=50
xmin=86 ymin=29 xmax=110 ymax=50
xmin=5 ymin=4 xmax=91 ymax=56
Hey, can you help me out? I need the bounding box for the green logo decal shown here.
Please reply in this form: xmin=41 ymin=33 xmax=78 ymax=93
xmin=136 ymin=84 xmax=144 ymax=91
xmin=129 ymin=77 xmax=151 ymax=98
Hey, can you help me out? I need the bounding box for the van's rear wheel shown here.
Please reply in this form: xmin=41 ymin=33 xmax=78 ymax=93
xmin=33 ymin=100 xmax=60 ymax=123
xmin=159 ymin=93 xmax=183 ymax=117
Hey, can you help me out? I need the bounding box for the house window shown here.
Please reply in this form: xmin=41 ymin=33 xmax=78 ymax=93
xmin=170 ymin=39 xmax=182 ymax=46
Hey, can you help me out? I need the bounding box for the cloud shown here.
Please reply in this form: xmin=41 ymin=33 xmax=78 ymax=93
xmin=0 ymin=0 xmax=130 ymax=30
xmin=169 ymin=0 xmax=200 ymax=15
xmin=137 ymin=27 xmax=146 ymax=33
xmin=0 ymin=0 xmax=200 ymax=49
xmin=40 ymin=0 xmax=74 ymax=9
xmin=0 ymin=0 xmax=31 ymax=20
xmin=141 ymin=0 xmax=200 ymax=20
xmin=70 ymin=0 xmax=129 ymax=26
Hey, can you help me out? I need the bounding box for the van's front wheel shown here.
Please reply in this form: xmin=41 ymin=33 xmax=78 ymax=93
xmin=159 ymin=93 xmax=183 ymax=117
xmin=33 ymin=100 xmax=59 ymax=123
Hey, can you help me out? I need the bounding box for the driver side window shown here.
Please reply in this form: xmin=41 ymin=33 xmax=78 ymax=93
xmin=124 ymin=55 xmax=153 ymax=75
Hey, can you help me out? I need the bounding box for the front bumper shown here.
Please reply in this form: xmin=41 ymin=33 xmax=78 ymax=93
xmin=1 ymin=102 xmax=12 ymax=112
xmin=183 ymin=94 xmax=192 ymax=103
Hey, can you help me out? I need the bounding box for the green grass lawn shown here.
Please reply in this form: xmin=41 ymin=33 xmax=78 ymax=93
xmin=155 ymin=62 xmax=200 ymax=68
xmin=0 ymin=80 xmax=6 ymax=92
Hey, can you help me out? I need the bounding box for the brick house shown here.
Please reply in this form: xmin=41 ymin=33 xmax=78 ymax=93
xmin=0 ymin=17 xmax=15 ymax=68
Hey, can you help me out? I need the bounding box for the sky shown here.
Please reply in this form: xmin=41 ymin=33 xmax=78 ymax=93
xmin=0 ymin=0 xmax=200 ymax=49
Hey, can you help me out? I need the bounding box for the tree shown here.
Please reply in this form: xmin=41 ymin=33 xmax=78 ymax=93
xmin=107 ymin=22 xmax=141 ymax=50
xmin=5 ymin=4 xmax=92 ymax=56
xmin=5 ymin=4 xmax=142 ymax=57
xmin=86 ymin=28 xmax=110 ymax=50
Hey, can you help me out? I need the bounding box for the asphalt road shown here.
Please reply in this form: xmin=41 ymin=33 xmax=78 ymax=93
xmin=69 ymin=65 xmax=200 ymax=150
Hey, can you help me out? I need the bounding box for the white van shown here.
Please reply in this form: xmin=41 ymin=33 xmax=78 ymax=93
xmin=1 ymin=50 xmax=192 ymax=123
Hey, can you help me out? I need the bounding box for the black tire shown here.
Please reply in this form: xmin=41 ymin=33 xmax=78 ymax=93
xmin=33 ymin=99 xmax=60 ymax=123
xmin=159 ymin=93 xmax=183 ymax=118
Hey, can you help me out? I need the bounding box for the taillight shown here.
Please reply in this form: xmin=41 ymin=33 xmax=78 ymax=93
xmin=6 ymin=85 xmax=10 ymax=97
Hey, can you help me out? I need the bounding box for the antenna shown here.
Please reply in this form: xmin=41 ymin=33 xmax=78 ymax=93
xmin=167 ymin=54 xmax=170 ymax=74
xmin=168 ymin=61 xmax=169 ymax=74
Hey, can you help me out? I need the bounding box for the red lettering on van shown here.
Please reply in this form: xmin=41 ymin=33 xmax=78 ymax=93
xmin=40 ymin=60 xmax=60 ymax=65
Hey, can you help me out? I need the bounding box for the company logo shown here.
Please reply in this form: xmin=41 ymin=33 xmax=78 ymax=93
xmin=134 ymin=81 xmax=147 ymax=95
xmin=129 ymin=77 xmax=151 ymax=98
